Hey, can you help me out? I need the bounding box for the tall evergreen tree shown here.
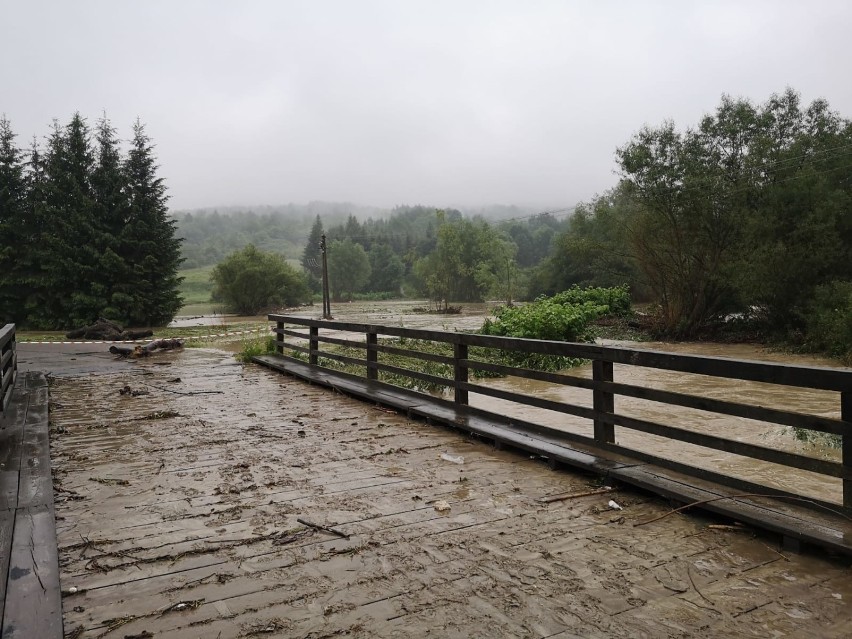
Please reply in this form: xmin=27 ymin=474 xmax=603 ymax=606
xmin=0 ymin=116 xmax=27 ymax=323
xmin=33 ymin=115 xmax=100 ymax=327
xmin=91 ymin=114 xmax=133 ymax=320
xmin=121 ymin=119 xmax=182 ymax=326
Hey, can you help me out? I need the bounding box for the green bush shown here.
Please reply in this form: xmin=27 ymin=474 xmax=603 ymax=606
xmin=211 ymin=244 xmax=309 ymax=315
xmin=803 ymin=280 xmax=852 ymax=365
xmin=481 ymin=299 xmax=608 ymax=342
xmin=548 ymin=285 xmax=632 ymax=316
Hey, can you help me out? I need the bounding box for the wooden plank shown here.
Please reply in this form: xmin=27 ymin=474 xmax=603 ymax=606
xmin=16 ymin=384 xmax=52 ymax=508
xmin=606 ymin=411 xmax=847 ymax=478
xmin=600 ymin=379 xmax=849 ymax=436
xmin=460 ymin=381 xmax=596 ymax=421
xmin=612 ymin=465 xmax=852 ymax=554
xmin=0 ymin=509 xmax=13 ymax=628
xmin=0 ymin=384 xmax=27 ymax=511
xmin=2 ymin=503 xmax=63 ymax=639
xmin=269 ymin=315 xmax=852 ymax=391
xmin=375 ymin=342 xmax=455 ymax=366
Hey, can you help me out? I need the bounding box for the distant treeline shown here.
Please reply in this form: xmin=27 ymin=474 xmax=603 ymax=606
xmin=298 ymin=88 xmax=851 ymax=360
xmin=172 ymin=203 xmax=539 ymax=270
xmin=0 ymin=114 xmax=181 ymax=329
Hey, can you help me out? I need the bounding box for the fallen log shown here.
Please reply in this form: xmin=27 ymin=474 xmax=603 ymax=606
xmin=109 ymin=338 xmax=184 ymax=358
xmin=67 ymin=318 xmax=153 ymax=341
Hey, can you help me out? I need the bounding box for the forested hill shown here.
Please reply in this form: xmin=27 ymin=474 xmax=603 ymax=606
xmin=172 ymin=202 xmax=381 ymax=268
xmin=172 ymin=202 xmax=540 ymax=269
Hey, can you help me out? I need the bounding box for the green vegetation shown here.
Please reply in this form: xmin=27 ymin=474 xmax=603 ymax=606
xmin=178 ymin=265 xmax=215 ymax=305
xmin=211 ymin=245 xmax=310 ymax=315
xmin=327 ymin=239 xmax=371 ymax=301
xmin=236 ymin=335 xmax=277 ymax=362
xmin=289 ymin=338 xmax=503 ymax=393
xmin=530 ymin=88 xmax=852 ymax=359
xmin=0 ymin=114 xmax=182 ymax=329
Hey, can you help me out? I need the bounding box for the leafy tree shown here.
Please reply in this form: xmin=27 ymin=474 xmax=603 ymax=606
xmin=327 ymin=239 xmax=370 ymax=301
xmin=211 ymin=244 xmax=308 ymax=314
xmin=367 ymin=243 xmax=404 ymax=293
xmin=532 ymin=186 xmax=645 ymax=299
xmin=412 ymin=213 xmax=518 ymax=307
xmin=613 ymin=88 xmax=851 ymax=339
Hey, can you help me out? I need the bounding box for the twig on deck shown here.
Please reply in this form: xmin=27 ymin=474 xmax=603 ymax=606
xmin=143 ymin=382 xmax=223 ymax=396
xmin=537 ymin=486 xmax=614 ymax=504
xmin=634 ymin=493 xmax=852 ymax=527
xmin=686 ymin=564 xmax=714 ymax=606
xmin=296 ymin=517 xmax=350 ymax=539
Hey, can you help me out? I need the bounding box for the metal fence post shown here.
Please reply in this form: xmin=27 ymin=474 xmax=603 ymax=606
xmin=593 ymin=359 xmax=615 ymax=444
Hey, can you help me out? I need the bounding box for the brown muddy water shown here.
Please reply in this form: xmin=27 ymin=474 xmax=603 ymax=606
xmin=48 ymin=348 xmax=852 ymax=637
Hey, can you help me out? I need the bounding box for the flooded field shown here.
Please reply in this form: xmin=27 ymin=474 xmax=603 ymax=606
xmin=47 ymin=348 xmax=852 ymax=637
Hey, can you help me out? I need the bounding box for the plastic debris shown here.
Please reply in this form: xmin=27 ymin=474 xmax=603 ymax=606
xmin=440 ymin=453 xmax=465 ymax=464
xmin=607 ymin=499 xmax=623 ymax=511
xmin=433 ymin=500 xmax=452 ymax=512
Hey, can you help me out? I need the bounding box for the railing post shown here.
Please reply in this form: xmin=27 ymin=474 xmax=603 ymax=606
xmin=843 ymin=391 xmax=851 ymax=509
xmin=276 ymin=321 xmax=284 ymax=354
xmin=366 ymin=329 xmax=378 ymax=381
xmin=309 ymin=326 xmax=319 ymax=366
xmin=454 ymin=342 xmax=468 ymax=406
xmin=593 ymin=359 xmax=614 ymax=444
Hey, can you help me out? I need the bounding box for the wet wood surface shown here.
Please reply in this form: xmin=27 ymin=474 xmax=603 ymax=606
xmin=0 ymin=372 xmax=63 ymax=639
xmin=257 ymin=354 xmax=852 ymax=557
xmin=49 ymin=350 xmax=852 ymax=638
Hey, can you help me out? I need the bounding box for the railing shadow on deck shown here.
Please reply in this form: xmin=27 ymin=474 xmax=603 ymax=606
xmin=268 ymin=314 xmax=852 ymax=513
xmin=0 ymin=323 xmax=16 ymax=415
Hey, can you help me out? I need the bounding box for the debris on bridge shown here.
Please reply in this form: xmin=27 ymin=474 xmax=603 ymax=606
xmin=109 ymin=338 xmax=184 ymax=358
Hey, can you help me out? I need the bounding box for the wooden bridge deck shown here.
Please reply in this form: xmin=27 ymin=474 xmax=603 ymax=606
xmin=254 ymin=354 xmax=852 ymax=558
xmin=0 ymin=345 xmax=847 ymax=637
xmin=0 ymin=371 xmax=62 ymax=639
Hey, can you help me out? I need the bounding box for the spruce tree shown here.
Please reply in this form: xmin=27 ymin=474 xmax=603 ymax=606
xmin=0 ymin=116 xmax=27 ymax=323
xmin=91 ymin=114 xmax=133 ymax=321
xmin=53 ymin=113 xmax=101 ymax=326
xmin=121 ymin=119 xmax=182 ymax=326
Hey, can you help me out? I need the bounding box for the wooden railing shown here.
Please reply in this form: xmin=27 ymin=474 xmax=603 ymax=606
xmin=269 ymin=315 xmax=852 ymax=510
xmin=1 ymin=323 xmax=17 ymax=415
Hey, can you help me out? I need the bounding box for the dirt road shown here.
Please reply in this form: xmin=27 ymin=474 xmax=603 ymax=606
xmin=47 ymin=348 xmax=851 ymax=638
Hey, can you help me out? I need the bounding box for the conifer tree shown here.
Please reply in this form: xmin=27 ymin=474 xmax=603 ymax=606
xmin=92 ymin=114 xmax=133 ymax=320
xmin=0 ymin=116 xmax=26 ymax=323
xmin=121 ymin=119 xmax=182 ymax=326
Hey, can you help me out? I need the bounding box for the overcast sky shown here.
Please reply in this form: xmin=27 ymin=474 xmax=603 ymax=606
xmin=2 ymin=1 xmax=850 ymax=211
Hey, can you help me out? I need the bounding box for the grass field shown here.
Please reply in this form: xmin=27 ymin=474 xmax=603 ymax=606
xmin=178 ymin=265 xmax=215 ymax=305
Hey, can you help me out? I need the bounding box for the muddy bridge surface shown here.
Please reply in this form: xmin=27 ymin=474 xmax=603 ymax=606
xmin=2 ymin=343 xmax=852 ymax=638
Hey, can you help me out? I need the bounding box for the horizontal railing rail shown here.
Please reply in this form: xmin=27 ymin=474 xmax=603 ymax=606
xmin=269 ymin=315 xmax=852 ymax=510
xmin=1 ymin=323 xmax=17 ymax=415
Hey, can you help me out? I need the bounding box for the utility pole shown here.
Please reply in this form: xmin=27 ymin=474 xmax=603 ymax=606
xmin=320 ymin=234 xmax=332 ymax=319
